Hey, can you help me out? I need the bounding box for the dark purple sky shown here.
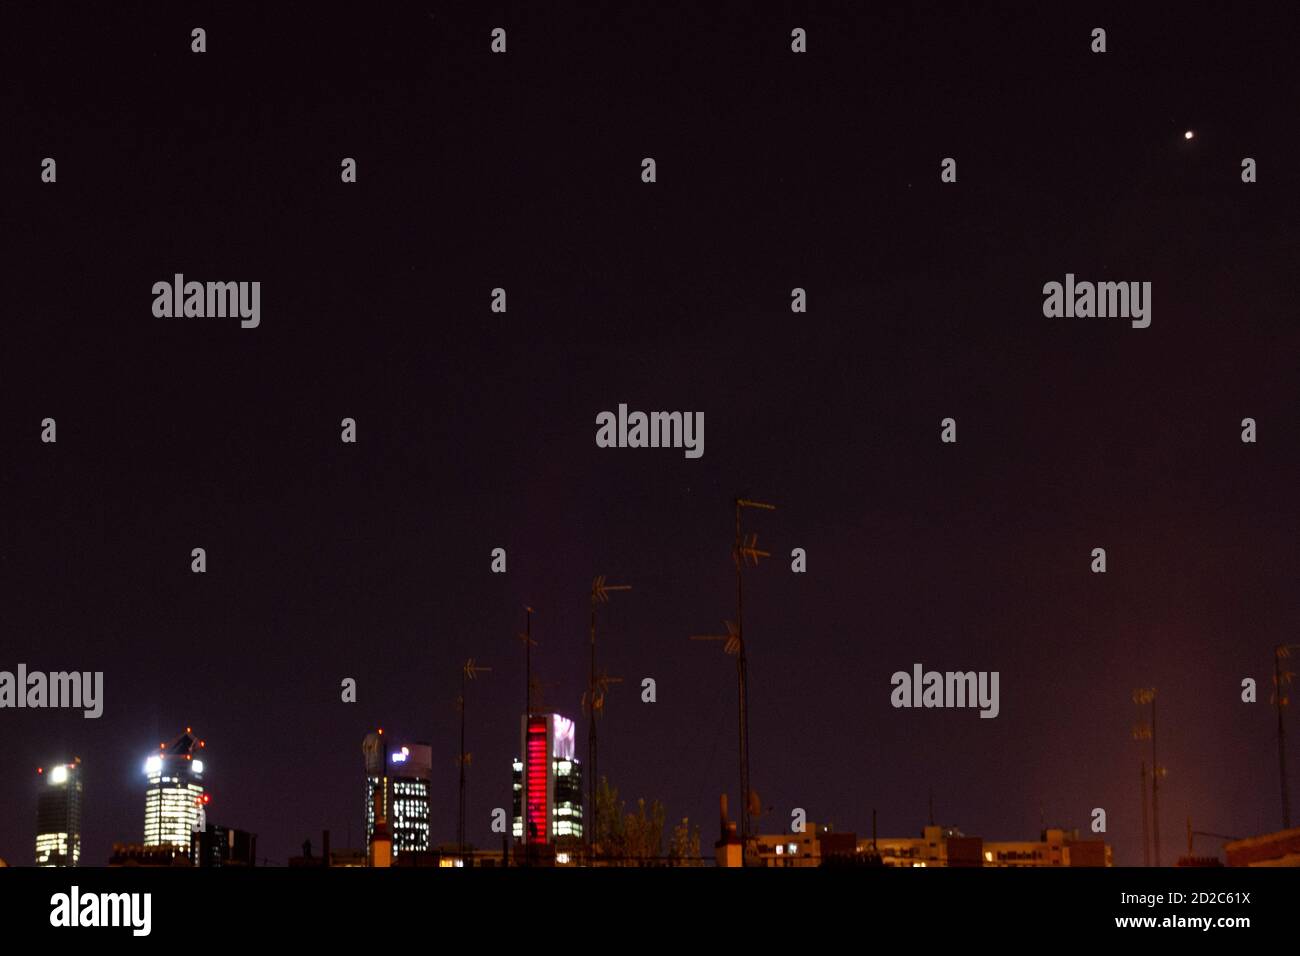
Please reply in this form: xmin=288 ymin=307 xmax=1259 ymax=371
xmin=2 ymin=2 xmax=1298 ymax=866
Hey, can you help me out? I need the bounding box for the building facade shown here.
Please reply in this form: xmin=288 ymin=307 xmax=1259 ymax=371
xmin=865 ymin=825 xmax=1112 ymax=867
xmin=362 ymin=730 xmax=432 ymax=857
xmin=512 ymin=712 xmax=583 ymax=847
xmin=1224 ymin=826 xmax=1300 ymax=866
xmin=109 ymin=843 xmax=192 ymax=867
xmin=745 ymin=823 xmax=1113 ymax=868
xmin=143 ymin=729 xmax=208 ymax=849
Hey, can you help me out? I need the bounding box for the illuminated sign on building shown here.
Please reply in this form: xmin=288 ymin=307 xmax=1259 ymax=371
xmin=526 ymin=716 xmax=549 ymax=842
xmin=551 ymin=715 xmax=575 ymax=760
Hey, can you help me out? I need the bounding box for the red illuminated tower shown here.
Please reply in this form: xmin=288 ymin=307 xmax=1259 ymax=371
xmin=512 ymin=712 xmax=583 ymax=862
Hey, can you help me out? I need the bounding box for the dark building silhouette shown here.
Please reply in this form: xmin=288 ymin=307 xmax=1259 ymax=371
xmin=190 ymin=823 xmax=257 ymax=867
xmin=35 ymin=758 xmax=83 ymax=867
xmin=108 ymin=843 xmax=192 ymax=867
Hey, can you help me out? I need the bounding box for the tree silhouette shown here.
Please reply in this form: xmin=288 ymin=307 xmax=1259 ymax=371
xmin=592 ymin=776 xmax=691 ymax=865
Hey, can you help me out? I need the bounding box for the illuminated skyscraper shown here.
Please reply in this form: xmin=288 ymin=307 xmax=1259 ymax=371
xmin=512 ymin=713 xmax=583 ymax=843
xmin=362 ymin=730 xmax=432 ymax=856
xmin=143 ymin=728 xmax=208 ymax=848
xmin=35 ymin=758 xmax=83 ymax=866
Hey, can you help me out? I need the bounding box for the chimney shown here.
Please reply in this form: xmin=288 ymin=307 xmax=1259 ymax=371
xmin=714 ymin=793 xmax=743 ymax=868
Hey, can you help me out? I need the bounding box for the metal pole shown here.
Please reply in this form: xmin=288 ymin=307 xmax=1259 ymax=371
xmin=1277 ymin=645 xmax=1291 ymax=830
xmin=586 ymin=579 xmax=629 ymax=860
xmin=589 ymin=599 xmax=598 ymax=858
xmin=1151 ymin=695 xmax=1161 ymax=867
xmin=458 ymin=670 xmax=467 ymax=855
xmin=523 ymin=608 xmax=531 ymax=853
xmin=1139 ymin=761 xmax=1150 ymax=866
xmin=735 ymin=500 xmax=749 ymax=853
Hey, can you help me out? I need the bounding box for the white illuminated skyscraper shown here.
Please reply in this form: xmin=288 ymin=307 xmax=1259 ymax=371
xmin=362 ymin=730 xmax=432 ymax=857
xmin=143 ymin=728 xmax=208 ymax=848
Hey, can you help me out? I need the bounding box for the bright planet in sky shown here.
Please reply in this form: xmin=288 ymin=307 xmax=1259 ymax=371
xmin=1184 ymin=130 xmax=1195 ymax=139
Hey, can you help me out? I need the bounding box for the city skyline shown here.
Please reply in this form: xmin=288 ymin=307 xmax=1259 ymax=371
xmin=4 ymin=4 xmax=1298 ymax=872
xmin=10 ymin=607 xmax=1299 ymax=867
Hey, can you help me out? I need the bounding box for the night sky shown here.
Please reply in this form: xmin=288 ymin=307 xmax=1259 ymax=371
xmin=2 ymin=2 xmax=1298 ymax=867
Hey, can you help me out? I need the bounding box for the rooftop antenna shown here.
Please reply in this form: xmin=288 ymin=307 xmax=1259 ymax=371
xmin=528 ymin=675 xmax=559 ymax=712
xmin=690 ymin=496 xmax=775 ymax=859
xmin=1133 ymin=687 xmax=1164 ymax=865
xmin=588 ymin=575 xmax=631 ymax=857
xmin=1137 ymin=761 xmax=1150 ymax=867
xmin=1185 ymin=817 xmax=1240 ymax=858
xmin=517 ymin=607 xmax=537 ymax=848
xmin=1274 ymin=644 xmax=1300 ymax=829
xmin=582 ymin=669 xmax=623 ymax=856
xmin=457 ymin=658 xmax=492 ymax=858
